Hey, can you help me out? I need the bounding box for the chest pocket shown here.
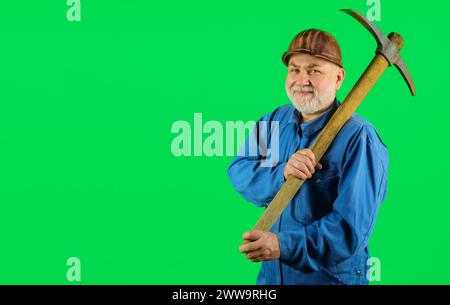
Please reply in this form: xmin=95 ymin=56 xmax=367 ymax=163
xmin=310 ymin=169 xmax=339 ymax=190
xmin=294 ymin=169 xmax=340 ymax=225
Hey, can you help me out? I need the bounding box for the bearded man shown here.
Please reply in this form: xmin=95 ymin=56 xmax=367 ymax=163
xmin=227 ymin=29 xmax=389 ymax=285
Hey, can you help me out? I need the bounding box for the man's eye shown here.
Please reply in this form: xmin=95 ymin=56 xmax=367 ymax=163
xmin=290 ymin=69 xmax=299 ymax=73
xmin=309 ymin=69 xmax=321 ymax=74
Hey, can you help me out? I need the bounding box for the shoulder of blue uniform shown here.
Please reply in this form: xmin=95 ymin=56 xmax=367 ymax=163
xmin=341 ymin=113 xmax=387 ymax=150
xmin=341 ymin=114 xmax=390 ymax=178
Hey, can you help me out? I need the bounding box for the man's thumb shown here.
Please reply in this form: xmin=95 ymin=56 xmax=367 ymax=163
xmin=243 ymin=230 xmax=264 ymax=241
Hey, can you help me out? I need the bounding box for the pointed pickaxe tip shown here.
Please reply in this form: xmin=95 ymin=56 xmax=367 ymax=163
xmin=341 ymin=9 xmax=415 ymax=97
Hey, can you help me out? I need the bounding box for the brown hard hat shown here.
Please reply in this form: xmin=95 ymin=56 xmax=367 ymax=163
xmin=282 ymin=29 xmax=343 ymax=68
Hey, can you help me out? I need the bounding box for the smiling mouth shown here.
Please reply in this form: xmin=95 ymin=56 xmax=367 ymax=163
xmin=294 ymin=91 xmax=313 ymax=96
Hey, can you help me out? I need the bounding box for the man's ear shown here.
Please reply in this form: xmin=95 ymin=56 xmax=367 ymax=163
xmin=336 ymin=67 xmax=345 ymax=90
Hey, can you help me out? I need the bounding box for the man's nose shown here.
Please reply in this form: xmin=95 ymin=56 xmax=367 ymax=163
xmin=293 ymin=70 xmax=311 ymax=86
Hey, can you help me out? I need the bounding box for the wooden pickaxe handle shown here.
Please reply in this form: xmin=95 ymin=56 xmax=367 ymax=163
xmin=250 ymin=33 xmax=404 ymax=235
xmin=252 ymin=53 xmax=391 ymax=232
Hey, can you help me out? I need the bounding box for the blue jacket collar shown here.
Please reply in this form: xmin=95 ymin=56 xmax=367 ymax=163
xmin=288 ymin=98 xmax=340 ymax=138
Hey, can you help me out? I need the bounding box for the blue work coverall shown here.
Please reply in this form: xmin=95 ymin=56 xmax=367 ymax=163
xmin=227 ymin=99 xmax=389 ymax=284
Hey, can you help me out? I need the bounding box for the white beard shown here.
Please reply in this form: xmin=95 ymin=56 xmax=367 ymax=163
xmin=287 ymin=85 xmax=336 ymax=115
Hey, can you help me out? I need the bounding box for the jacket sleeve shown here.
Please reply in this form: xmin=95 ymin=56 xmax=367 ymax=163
xmin=227 ymin=113 xmax=287 ymax=207
xmin=277 ymin=127 xmax=389 ymax=272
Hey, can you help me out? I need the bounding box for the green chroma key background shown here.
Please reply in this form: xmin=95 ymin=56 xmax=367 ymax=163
xmin=0 ymin=0 xmax=448 ymax=284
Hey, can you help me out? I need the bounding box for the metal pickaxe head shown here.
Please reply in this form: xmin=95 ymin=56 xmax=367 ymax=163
xmin=341 ymin=9 xmax=416 ymax=96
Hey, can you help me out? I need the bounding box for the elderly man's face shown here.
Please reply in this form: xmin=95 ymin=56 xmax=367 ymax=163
xmin=286 ymin=53 xmax=345 ymax=117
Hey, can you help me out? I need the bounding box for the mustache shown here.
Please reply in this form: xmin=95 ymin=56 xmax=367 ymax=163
xmin=291 ymin=85 xmax=315 ymax=93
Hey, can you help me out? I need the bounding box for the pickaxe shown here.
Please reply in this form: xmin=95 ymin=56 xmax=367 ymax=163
xmin=248 ymin=9 xmax=416 ymax=235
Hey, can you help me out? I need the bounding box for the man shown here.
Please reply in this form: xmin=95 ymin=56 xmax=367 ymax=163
xmin=227 ymin=29 xmax=389 ymax=285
